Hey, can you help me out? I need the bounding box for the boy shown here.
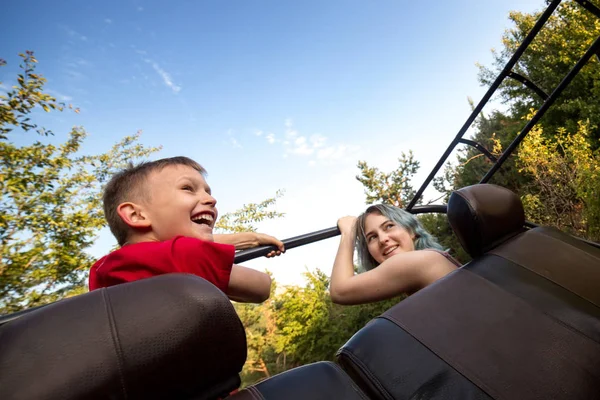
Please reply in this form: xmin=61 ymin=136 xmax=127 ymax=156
xmin=89 ymin=156 xmax=285 ymax=303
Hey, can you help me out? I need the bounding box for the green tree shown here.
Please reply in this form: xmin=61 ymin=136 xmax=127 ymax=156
xmin=517 ymin=120 xmax=600 ymax=241
xmin=215 ymin=190 xmax=285 ymax=233
xmin=478 ymin=1 xmax=600 ymax=142
xmin=0 ymin=53 xmax=160 ymax=313
xmin=356 ymin=151 xmax=419 ymax=208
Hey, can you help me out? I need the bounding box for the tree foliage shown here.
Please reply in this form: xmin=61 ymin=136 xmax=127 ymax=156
xmin=356 ymin=151 xmax=419 ymax=208
xmin=518 ymin=120 xmax=600 ymax=240
xmin=478 ymin=1 xmax=600 ymax=142
xmin=216 ymin=190 xmax=285 ymax=233
xmin=235 ymin=270 xmax=400 ymax=387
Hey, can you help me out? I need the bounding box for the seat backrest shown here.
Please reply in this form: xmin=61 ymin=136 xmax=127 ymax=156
xmin=0 ymin=274 xmax=247 ymax=400
xmin=336 ymin=184 xmax=600 ymax=400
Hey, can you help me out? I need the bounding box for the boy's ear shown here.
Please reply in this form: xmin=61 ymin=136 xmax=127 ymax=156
xmin=116 ymin=202 xmax=152 ymax=229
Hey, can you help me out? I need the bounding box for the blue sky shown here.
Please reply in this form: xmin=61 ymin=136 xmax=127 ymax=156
xmin=2 ymin=0 xmax=546 ymax=286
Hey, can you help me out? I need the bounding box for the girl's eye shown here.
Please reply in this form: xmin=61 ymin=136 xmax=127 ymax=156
xmin=182 ymin=185 xmax=194 ymax=192
xmin=367 ymin=235 xmax=375 ymax=242
xmin=384 ymin=223 xmax=394 ymax=230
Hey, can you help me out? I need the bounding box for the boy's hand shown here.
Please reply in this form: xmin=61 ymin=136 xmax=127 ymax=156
xmin=254 ymin=233 xmax=285 ymax=257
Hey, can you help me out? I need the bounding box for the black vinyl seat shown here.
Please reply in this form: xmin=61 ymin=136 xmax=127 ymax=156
xmin=0 ymin=274 xmax=247 ymax=400
xmin=336 ymin=184 xmax=600 ymax=400
xmin=2 ymin=184 xmax=599 ymax=400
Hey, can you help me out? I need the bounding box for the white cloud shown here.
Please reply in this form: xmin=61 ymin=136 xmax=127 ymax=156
xmin=229 ymin=137 xmax=242 ymax=148
xmin=137 ymin=6 xmax=144 ymax=11
xmin=255 ymin=119 xmax=360 ymax=165
xmin=61 ymin=25 xmax=87 ymax=41
xmin=146 ymin=60 xmax=181 ymax=93
xmin=104 ymin=18 xmax=113 ymax=24
xmin=310 ymin=134 xmax=326 ymax=148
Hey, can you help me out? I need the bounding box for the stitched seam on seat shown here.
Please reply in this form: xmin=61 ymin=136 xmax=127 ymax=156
xmin=477 ymin=254 xmax=600 ymax=344
xmin=536 ymin=228 xmax=600 ymax=261
xmin=330 ymin=362 xmax=371 ymax=400
xmin=379 ymin=312 xmax=500 ymax=400
xmin=102 ymin=289 xmax=128 ymax=399
xmin=337 ymin=348 xmax=394 ymax=400
xmin=491 ymin=233 xmax=600 ymax=307
xmin=249 ymin=386 xmax=265 ymax=400
xmin=381 ymin=281 xmax=501 ymax=400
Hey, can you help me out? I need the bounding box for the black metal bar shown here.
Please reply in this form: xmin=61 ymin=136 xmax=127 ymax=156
xmin=233 ymin=205 xmax=449 ymax=263
xmin=458 ymin=139 xmax=498 ymax=162
xmin=480 ymin=33 xmax=600 ymax=183
xmin=405 ymin=0 xmax=562 ymax=211
xmin=574 ymin=0 xmax=600 ymax=19
xmin=507 ymin=72 xmax=549 ymax=100
xmin=234 ymin=227 xmax=340 ymax=263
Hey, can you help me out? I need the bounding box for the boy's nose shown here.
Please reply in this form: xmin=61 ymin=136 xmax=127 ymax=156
xmin=201 ymin=192 xmax=217 ymax=206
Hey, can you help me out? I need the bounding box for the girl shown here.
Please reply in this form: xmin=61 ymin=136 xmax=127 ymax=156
xmin=330 ymin=204 xmax=459 ymax=305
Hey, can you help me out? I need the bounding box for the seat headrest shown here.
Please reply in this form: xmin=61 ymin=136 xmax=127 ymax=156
xmin=0 ymin=274 xmax=247 ymax=399
xmin=447 ymin=184 xmax=525 ymax=258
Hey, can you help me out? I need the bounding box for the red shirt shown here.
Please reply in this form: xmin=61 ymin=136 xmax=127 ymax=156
xmin=89 ymin=236 xmax=235 ymax=293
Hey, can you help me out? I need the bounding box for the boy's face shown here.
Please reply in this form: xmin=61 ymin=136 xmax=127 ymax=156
xmin=142 ymin=164 xmax=218 ymax=242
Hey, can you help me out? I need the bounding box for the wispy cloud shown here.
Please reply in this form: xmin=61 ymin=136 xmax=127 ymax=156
xmin=60 ymin=25 xmax=88 ymax=41
xmin=224 ymin=130 xmax=243 ymax=148
xmin=150 ymin=62 xmax=181 ymax=93
xmin=256 ymin=119 xmax=359 ymax=165
xmin=229 ymin=137 xmax=242 ymax=148
xmin=104 ymin=18 xmax=113 ymax=24
xmin=141 ymin=57 xmax=181 ymax=93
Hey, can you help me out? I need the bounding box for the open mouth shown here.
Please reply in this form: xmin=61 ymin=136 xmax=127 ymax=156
xmin=383 ymin=245 xmax=399 ymax=256
xmin=191 ymin=212 xmax=215 ymax=227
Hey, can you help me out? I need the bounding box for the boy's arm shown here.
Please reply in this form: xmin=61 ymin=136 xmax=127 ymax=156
xmin=227 ymin=264 xmax=272 ymax=303
xmin=214 ymin=232 xmax=285 ymax=257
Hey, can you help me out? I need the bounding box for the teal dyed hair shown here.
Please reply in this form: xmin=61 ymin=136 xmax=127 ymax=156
xmin=355 ymin=204 xmax=444 ymax=271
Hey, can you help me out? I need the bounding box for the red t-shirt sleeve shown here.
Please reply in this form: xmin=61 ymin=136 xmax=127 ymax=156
xmin=170 ymin=236 xmax=235 ymax=293
xmin=89 ymin=237 xmax=235 ymax=294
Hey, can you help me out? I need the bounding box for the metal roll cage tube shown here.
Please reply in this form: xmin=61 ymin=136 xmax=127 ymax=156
xmin=234 ymin=0 xmax=600 ymax=263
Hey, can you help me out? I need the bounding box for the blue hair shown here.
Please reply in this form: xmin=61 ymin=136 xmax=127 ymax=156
xmin=355 ymin=204 xmax=444 ymax=271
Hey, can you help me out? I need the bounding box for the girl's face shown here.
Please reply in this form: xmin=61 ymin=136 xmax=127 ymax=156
xmin=363 ymin=212 xmax=415 ymax=264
